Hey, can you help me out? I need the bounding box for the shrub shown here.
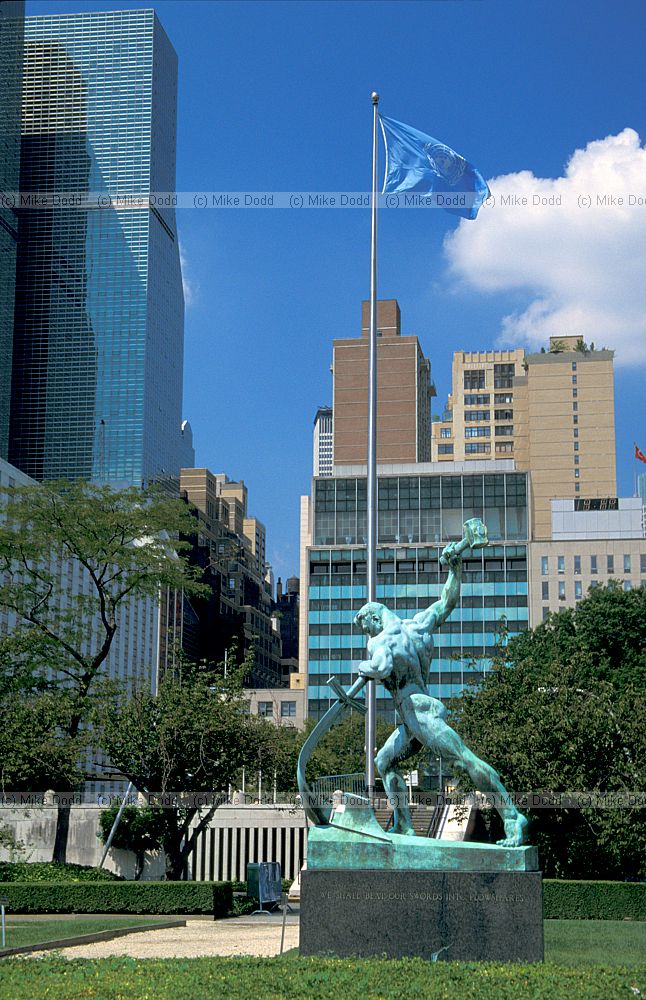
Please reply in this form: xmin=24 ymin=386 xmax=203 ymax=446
xmin=544 ymin=879 xmax=646 ymax=920
xmin=0 ymin=880 xmax=232 ymax=915
xmin=0 ymin=862 xmax=122 ymax=883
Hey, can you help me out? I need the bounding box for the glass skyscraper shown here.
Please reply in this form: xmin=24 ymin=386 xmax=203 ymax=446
xmin=0 ymin=1 xmax=24 ymax=459
xmin=305 ymin=469 xmax=529 ymax=721
xmin=8 ymin=8 xmax=185 ymax=486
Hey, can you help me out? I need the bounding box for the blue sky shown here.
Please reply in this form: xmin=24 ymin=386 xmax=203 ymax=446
xmin=28 ymin=0 xmax=646 ymax=582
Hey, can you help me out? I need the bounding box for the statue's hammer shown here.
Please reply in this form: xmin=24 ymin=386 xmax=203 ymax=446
xmin=440 ymin=517 xmax=488 ymax=565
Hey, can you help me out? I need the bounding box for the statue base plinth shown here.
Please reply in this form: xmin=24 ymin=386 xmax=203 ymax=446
xmin=300 ymin=868 xmax=544 ymax=962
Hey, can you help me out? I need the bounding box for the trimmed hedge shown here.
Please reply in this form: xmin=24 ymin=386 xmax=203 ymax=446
xmin=0 ymin=861 xmax=122 ymax=883
xmin=544 ymin=879 xmax=646 ymax=921
xmin=1 ymin=878 xmax=643 ymax=920
xmin=0 ymin=881 xmax=232 ymax=916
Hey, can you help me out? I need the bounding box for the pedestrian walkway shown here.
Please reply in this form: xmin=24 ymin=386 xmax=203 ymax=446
xmin=29 ymin=909 xmax=300 ymax=960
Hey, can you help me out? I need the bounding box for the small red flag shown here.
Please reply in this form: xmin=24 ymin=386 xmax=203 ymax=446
xmin=635 ymin=443 xmax=646 ymax=464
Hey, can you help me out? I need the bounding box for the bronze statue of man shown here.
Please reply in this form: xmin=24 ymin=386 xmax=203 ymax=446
xmin=354 ymin=537 xmax=528 ymax=848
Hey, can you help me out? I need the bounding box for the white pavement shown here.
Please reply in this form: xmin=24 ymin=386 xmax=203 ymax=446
xmin=30 ymin=914 xmax=300 ymax=960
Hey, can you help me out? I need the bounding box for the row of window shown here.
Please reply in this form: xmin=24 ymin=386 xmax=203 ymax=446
xmin=462 ymin=393 xmax=515 ymax=406
xmin=257 ymin=700 xmax=297 ymax=718
xmin=463 ymin=364 xmax=515 ymax=391
xmin=541 ymin=553 xmax=645 ymax=575
xmin=541 ymin=580 xmax=642 ymax=617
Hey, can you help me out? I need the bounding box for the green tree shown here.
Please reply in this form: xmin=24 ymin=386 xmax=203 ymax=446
xmin=98 ymin=805 xmax=167 ymax=880
xmin=305 ymin=713 xmax=397 ymax=783
xmin=95 ymin=659 xmax=285 ymax=879
xmin=0 ymin=480 xmax=206 ymax=859
xmin=451 ymin=586 xmax=646 ymax=878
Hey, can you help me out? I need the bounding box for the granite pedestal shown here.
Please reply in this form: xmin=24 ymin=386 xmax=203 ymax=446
xmin=300 ymin=869 xmax=544 ymax=962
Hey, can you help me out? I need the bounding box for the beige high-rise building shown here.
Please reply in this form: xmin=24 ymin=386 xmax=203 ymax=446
xmin=430 ymin=348 xmax=526 ymax=464
xmin=332 ymin=299 xmax=436 ymax=465
xmin=515 ymin=337 xmax=616 ymax=539
xmin=432 ymin=337 xmax=616 ymax=538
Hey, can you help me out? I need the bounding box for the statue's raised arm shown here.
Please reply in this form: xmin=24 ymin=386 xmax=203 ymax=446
xmin=410 ymin=518 xmax=488 ymax=633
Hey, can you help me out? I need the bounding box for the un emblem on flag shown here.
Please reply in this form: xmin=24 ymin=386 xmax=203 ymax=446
xmin=423 ymin=143 xmax=467 ymax=186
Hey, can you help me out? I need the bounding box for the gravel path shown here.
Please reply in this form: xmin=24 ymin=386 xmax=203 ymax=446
xmin=28 ymin=917 xmax=300 ymax=960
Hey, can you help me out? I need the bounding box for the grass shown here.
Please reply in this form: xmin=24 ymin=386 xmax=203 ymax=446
xmin=0 ymin=915 xmax=171 ymax=951
xmin=0 ymin=956 xmax=645 ymax=1000
xmin=0 ymin=919 xmax=643 ymax=998
xmin=544 ymin=918 xmax=646 ymax=965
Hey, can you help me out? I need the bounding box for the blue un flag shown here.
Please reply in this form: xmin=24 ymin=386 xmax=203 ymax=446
xmin=380 ymin=115 xmax=490 ymax=220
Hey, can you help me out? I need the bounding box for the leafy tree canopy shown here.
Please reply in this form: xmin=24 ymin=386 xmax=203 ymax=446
xmin=451 ymin=585 xmax=646 ymax=878
xmin=94 ymin=657 xmax=289 ymax=878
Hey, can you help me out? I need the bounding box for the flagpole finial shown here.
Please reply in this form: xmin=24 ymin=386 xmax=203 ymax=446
xmin=371 ymin=91 xmax=379 ymax=105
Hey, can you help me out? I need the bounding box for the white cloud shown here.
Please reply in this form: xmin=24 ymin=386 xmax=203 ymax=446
xmin=444 ymin=129 xmax=646 ymax=364
xmin=179 ymin=242 xmax=198 ymax=308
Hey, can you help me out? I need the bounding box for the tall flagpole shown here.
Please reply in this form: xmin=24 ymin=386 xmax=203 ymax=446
xmin=365 ymin=91 xmax=379 ymax=796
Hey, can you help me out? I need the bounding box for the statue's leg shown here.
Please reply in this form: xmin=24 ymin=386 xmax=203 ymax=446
xmin=375 ymin=724 xmax=415 ymax=836
xmin=407 ymin=702 xmax=528 ymax=847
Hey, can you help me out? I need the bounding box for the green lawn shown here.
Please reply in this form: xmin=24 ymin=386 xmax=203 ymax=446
xmin=0 ymin=955 xmax=645 ymax=1000
xmin=0 ymin=915 xmax=171 ymax=951
xmin=0 ymin=919 xmax=644 ymax=999
xmin=544 ymin=918 xmax=646 ymax=965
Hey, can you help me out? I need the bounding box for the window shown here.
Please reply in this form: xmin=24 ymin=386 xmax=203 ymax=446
xmin=558 ymin=556 xmax=565 ymax=574
xmin=258 ymin=701 xmax=273 ymax=717
xmin=464 ymin=369 xmax=486 ymax=390
xmin=438 ymin=443 xmax=454 ymax=455
xmin=465 ymin=442 xmax=490 ymax=454
xmin=494 ymin=393 xmax=513 ymax=404
xmin=572 ymin=362 xmax=577 ymax=371
xmin=575 ymin=483 xmax=580 ymax=492
xmin=573 ymin=388 xmax=578 ymax=398
xmin=465 ymin=426 xmax=490 ymax=438
xmin=575 ymin=470 xmax=580 ymax=478
xmin=541 ymin=581 xmax=549 ymax=600
xmin=641 ymin=554 xmax=646 ymax=574
xmin=590 ymin=555 xmax=598 ymax=574
xmin=280 ymin=701 xmax=297 ymax=718
xmin=574 ymin=555 xmax=581 ymax=574
xmin=541 ymin=556 xmax=549 ymax=575
xmin=573 ymin=415 xmax=578 ymax=424
xmin=608 ymin=554 xmax=615 ymax=574
xmin=494 ymin=409 xmax=513 ymax=421
xmin=464 ymin=394 xmax=490 ymax=405
xmin=495 ymin=442 xmax=514 ymax=453
xmin=624 ymin=554 xmax=631 ymax=573
xmin=558 ymin=581 xmax=566 ymax=600
xmin=542 ymin=606 xmax=550 ymax=621
xmin=575 ymin=580 xmax=583 ymax=600
xmin=495 ymin=425 xmax=514 ymax=437
xmin=494 ymin=362 xmax=515 ymax=389
xmin=573 ymin=429 xmax=579 ymax=438
xmin=440 ymin=428 xmax=452 ymax=438
xmin=573 ymin=402 xmax=578 ymax=411
xmin=624 ymin=580 xmax=632 ymax=592
xmin=574 ymin=456 xmax=579 ymax=465
xmin=572 ymin=375 xmax=577 ymax=384
xmin=574 ymin=442 xmax=579 ymax=451
xmin=464 ymin=410 xmax=490 ymax=422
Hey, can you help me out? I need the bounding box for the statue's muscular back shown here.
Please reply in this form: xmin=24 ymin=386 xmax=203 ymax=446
xmin=367 ymin=614 xmax=437 ymax=706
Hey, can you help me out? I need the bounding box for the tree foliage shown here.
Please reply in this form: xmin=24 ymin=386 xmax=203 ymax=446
xmin=0 ymin=480 xmax=205 ymax=734
xmin=0 ymin=480 xmax=206 ymax=859
xmin=98 ymin=805 xmax=167 ymax=880
xmin=451 ymin=585 xmax=646 ymax=878
xmin=94 ymin=658 xmax=287 ymax=879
